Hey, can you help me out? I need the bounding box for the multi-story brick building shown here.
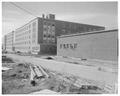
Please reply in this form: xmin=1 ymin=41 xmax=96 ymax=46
xmin=14 ymin=15 xmax=56 ymax=54
xmin=5 ymin=31 xmax=14 ymax=52
xmin=4 ymin=14 xmax=105 ymax=54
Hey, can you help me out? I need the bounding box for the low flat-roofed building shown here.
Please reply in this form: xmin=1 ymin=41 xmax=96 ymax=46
xmin=57 ymin=29 xmax=118 ymax=61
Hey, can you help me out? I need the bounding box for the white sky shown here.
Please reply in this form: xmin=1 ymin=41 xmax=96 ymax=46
xmin=2 ymin=2 xmax=118 ymax=36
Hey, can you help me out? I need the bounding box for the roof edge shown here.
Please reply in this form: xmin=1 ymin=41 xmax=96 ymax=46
xmin=57 ymin=29 xmax=118 ymax=38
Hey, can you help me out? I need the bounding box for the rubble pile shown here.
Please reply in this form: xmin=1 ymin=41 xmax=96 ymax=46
xmin=46 ymin=70 xmax=105 ymax=94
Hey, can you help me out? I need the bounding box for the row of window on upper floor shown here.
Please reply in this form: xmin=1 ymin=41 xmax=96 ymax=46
xmin=43 ymin=34 xmax=55 ymax=38
xmin=15 ymin=41 xmax=31 ymax=45
xmin=6 ymin=42 xmax=13 ymax=44
xmin=60 ymin=25 xmax=103 ymax=32
xmin=6 ymin=47 xmax=12 ymax=49
xmin=43 ymin=25 xmax=55 ymax=30
xmin=43 ymin=39 xmax=55 ymax=43
xmin=43 ymin=30 xmax=55 ymax=35
xmin=15 ymin=30 xmax=31 ymax=38
xmin=15 ymin=36 xmax=31 ymax=42
xmin=6 ymin=36 xmax=14 ymax=40
xmin=6 ymin=39 xmax=13 ymax=42
xmin=6 ymin=43 xmax=13 ymax=46
xmin=15 ymin=46 xmax=31 ymax=49
xmin=60 ymin=22 xmax=103 ymax=30
xmin=15 ymin=21 xmax=37 ymax=34
xmin=16 ymin=24 xmax=31 ymax=34
xmin=6 ymin=41 xmax=13 ymax=45
xmin=6 ymin=35 xmax=13 ymax=38
xmin=43 ymin=21 xmax=55 ymax=26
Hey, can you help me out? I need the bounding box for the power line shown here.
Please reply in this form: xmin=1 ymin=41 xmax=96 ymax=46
xmin=10 ymin=2 xmax=37 ymax=18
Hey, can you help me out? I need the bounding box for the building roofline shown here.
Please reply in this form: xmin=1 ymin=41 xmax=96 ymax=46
xmin=55 ymin=19 xmax=105 ymax=28
xmin=15 ymin=16 xmax=105 ymax=31
xmin=15 ymin=17 xmax=40 ymax=31
xmin=57 ymin=29 xmax=118 ymax=38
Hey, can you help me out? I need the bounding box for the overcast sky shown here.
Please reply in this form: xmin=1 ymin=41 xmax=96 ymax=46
xmin=2 ymin=2 xmax=118 ymax=36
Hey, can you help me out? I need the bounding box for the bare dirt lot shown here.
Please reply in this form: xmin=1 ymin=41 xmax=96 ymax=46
xmin=2 ymin=54 xmax=117 ymax=94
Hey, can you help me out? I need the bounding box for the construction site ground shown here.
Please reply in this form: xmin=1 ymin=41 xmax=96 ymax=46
xmin=2 ymin=53 xmax=118 ymax=94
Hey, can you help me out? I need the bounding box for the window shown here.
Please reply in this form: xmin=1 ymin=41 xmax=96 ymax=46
xmin=48 ymin=34 xmax=50 ymax=38
xmin=63 ymin=44 xmax=66 ymax=48
xmin=51 ymin=38 xmax=55 ymax=43
xmin=52 ymin=35 xmax=55 ymax=38
xmin=70 ymin=44 xmax=74 ymax=49
xmin=44 ymin=27 xmax=47 ymax=31
xmin=66 ymin=44 xmax=69 ymax=48
xmin=88 ymin=28 xmax=91 ymax=31
xmin=32 ymin=22 xmax=36 ymax=27
xmin=44 ymin=34 xmax=46 ymax=37
xmin=29 ymin=25 xmax=31 ymax=28
xmin=44 ymin=22 xmax=46 ymax=25
xmin=71 ymin=43 xmax=77 ymax=48
xmin=62 ymin=29 xmax=66 ymax=33
xmin=60 ymin=44 xmax=62 ymax=48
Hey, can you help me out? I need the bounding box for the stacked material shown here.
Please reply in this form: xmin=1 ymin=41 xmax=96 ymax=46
xmin=30 ymin=65 xmax=49 ymax=81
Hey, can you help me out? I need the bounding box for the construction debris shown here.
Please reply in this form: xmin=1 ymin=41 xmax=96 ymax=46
xmin=30 ymin=65 xmax=49 ymax=86
xmin=2 ymin=55 xmax=117 ymax=94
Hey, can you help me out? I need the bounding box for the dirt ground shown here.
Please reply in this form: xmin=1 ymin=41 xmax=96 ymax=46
xmin=2 ymin=55 xmax=109 ymax=94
